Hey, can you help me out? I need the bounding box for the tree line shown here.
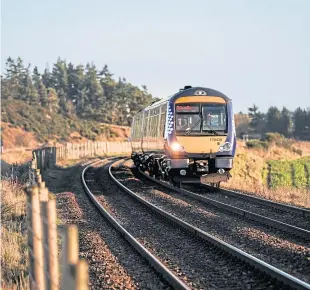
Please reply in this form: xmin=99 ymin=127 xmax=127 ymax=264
xmin=1 ymin=57 xmax=309 ymax=141
xmin=239 ymin=104 xmax=310 ymax=141
xmin=1 ymin=57 xmax=155 ymax=126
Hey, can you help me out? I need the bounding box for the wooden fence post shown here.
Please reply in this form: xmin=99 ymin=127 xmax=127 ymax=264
xmin=39 ymin=186 xmax=49 ymax=202
xmin=61 ymin=225 xmax=79 ymax=290
xmin=76 ymin=260 xmax=89 ymax=290
xmin=35 ymin=169 xmax=41 ymax=184
xmin=27 ymin=188 xmax=35 ymax=288
xmin=41 ymin=198 xmax=59 ymax=290
xmin=28 ymin=186 xmax=45 ymax=290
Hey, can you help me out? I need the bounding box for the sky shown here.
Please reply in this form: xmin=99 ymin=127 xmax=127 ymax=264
xmin=1 ymin=0 xmax=310 ymax=113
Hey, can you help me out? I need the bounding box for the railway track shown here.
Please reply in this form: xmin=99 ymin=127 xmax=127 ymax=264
xmin=185 ymin=183 xmax=310 ymax=229
xmin=198 ymin=184 xmax=310 ymax=218
xmin=138 ymin=167 xmax=310 ymax=239
xmin=82 ymin=158 xmax=310 ymax=290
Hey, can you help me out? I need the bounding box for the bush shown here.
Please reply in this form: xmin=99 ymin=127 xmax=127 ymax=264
xmin=265 ymin=132 xmax=284 ymax=143
xmin=292 ymin=147 xmax=303 ymax=156
xmin=246 ymin=140 xmax=269 ymax=149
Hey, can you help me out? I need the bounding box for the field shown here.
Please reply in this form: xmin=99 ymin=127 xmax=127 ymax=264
xmin=267 ymin=158 xmax=309 ymax=189
xmin=1 ymin=138 xmax=310 ymax=289
xmin=225 ymin=140 xmax=310 ymax=207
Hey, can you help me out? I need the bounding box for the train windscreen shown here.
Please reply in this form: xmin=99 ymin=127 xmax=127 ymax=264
xmin=175 ymin=103 xmax=227 ymax=134
xmin=202 ymin=104 xmax=227 ymax=131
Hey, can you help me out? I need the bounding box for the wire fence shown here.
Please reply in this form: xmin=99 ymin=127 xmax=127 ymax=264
xmin=24 ymin=142 xmax=101 ymax=290
xmin=17 ymin=141 xmax=131 ymax=289
xmin=33 ymin=141 xmax=131 ymax=171
xmin=26 ymin=165 xmax=89 ymax=290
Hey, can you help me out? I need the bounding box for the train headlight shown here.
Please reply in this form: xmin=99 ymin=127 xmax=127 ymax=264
xmin=170 ymin=142 xmax=184 ymax=151
xmin=219 ymin=142 xmax=232 ymax=152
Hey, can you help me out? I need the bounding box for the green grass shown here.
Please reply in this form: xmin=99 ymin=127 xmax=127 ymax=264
xmin=261 ymin=163 xmax=269 ymax=187
xmin=266 ymin=157 xmax=310 ymax=189
xmin=291 ymin=160 xmax=308 ymax=188
xmin=268 ymin=160 xmax=292 ymax=189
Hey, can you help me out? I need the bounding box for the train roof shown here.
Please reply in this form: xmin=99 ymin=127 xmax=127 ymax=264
xmin=142 ymin=86 xmax=231 ymax=112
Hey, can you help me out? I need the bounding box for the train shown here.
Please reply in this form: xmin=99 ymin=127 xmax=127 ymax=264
xmin=129 ymin=85 xmax=236 ymax=187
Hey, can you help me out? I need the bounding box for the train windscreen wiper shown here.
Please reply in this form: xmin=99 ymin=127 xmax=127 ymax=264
xmin=203 ymin=124 xmax=219 ymax=135
xmin=185 ymin=117 xmax=201 ymax=136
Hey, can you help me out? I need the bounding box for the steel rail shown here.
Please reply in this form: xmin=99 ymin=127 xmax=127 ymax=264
xmin=109 ymin=160 xmax=310 ymax=290
xmin=138 ymin=170 xmax=310 ymax=240
xmin=81 ymin=159 xmax=190 ymax=290
xmin=200 ymin=184 xmax=310 ymax=217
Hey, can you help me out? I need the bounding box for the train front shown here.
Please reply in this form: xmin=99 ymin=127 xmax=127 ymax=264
xmin=164 ymin=87 xmax=236 ymax=185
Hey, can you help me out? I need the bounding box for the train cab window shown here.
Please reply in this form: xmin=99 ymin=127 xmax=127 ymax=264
xmin=175 ymin=103 xmax=201 ymax=132
xmin=176 ymin=114 xmax=200 ymax=132
xmin=202 ymin=104 xmax=227 ymax=131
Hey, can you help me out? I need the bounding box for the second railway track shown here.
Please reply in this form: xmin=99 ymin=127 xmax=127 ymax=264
xmin=82 ymin=158 xmax=310 ymax=290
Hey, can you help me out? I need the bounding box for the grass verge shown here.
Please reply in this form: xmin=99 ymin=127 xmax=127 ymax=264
xmin=1 ymin=179 xmax=29 ymax=290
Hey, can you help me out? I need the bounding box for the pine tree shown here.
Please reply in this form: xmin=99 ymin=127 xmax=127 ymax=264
xmin=279 ymin=107 xmax=292 ymax=137
xmin=42 ymin=68 xmax=52 ymax=88
xmin=37 ymin=80 xmax=48 ymax=107
xmin=83 ymin=63 xmax=106 ymax=120
xmin=248 ymin=104 xmax=266 ymax=136
xmin=266 ymin=106 xmax=281 ymax=133
xmin=4 ymin=57 xmax=21 ymax=99
xmin=293 ymin=107 xmax=308 ymax=140
xmin=47 ymin=88 xmax=59 ymax=113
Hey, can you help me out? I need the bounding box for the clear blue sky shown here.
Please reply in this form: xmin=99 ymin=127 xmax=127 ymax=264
xmin=1 ymin=0 xmax=309 ymax=113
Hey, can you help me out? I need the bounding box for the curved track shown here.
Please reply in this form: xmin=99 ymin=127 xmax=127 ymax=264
xmin=199 ymin=184 xmax=310 ymax=217
xmin=139 ymin=170 xmax=310 ymax=239
xmin=82 ymin=158 xmax=310 ymax=290
xmin=82 ymin=159 xmax=190 ymax=290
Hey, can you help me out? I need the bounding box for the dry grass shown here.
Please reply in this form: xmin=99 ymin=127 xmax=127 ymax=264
xmin=223 ymin=179 xmax=310 ymax=208
xmin=1 ymin=149 xmax=33 ymax=166
xmin=225 ymin=140 xmax=310 ymax=207
xmin=1 ymin=179 xmax=29 ymax=290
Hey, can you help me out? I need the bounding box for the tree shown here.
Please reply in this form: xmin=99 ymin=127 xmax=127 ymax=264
xmin=32 ymin=66 xmax=41 ymax=83
xmin=279 ymin=107 xmax=292 ymax=137
xmin=42 ymin=68 xmax=52 ymax=88
xmin=293 ymin=107 xmax=309 ymax=140
xmin=234 ymin=113 xmax=250 ymax=137
xmin=37 ymin=80 xmax=48 ymax=107
xmin=67 ymin=63 xmax=85 ymax=109
xmin=58 ymin=88 xmax=68 ymax=113
xmin=82 ymin=63 xmax=106 ymax=120
xmin=248 ymin=104 xmax=266 ymax=136
xmin=266 ymin=106 xmax=281 ymax=133
xmin=47 ymin=88 xmax=59 ymax=113
xmin=4 ymin=57 xmax=22 ymax=99
xmin=25 ymin=77 xmax=39 ymax=104
xmin=1 ymin=76 xmax=11 ymax=99
xmin=1 ymin=56 xmax=156 ymax=128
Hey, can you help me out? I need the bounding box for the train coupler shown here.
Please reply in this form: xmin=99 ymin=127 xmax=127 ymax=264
xmin=200 ymin=172 xmax=231 ymax=184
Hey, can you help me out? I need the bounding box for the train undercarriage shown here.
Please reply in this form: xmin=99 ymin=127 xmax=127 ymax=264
xmin=131 ymin=152 xmax=232 ymax=188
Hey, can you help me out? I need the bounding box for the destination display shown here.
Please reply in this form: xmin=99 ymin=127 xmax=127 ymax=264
xmin=176 ymin=105 xmax=200 ymax=113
